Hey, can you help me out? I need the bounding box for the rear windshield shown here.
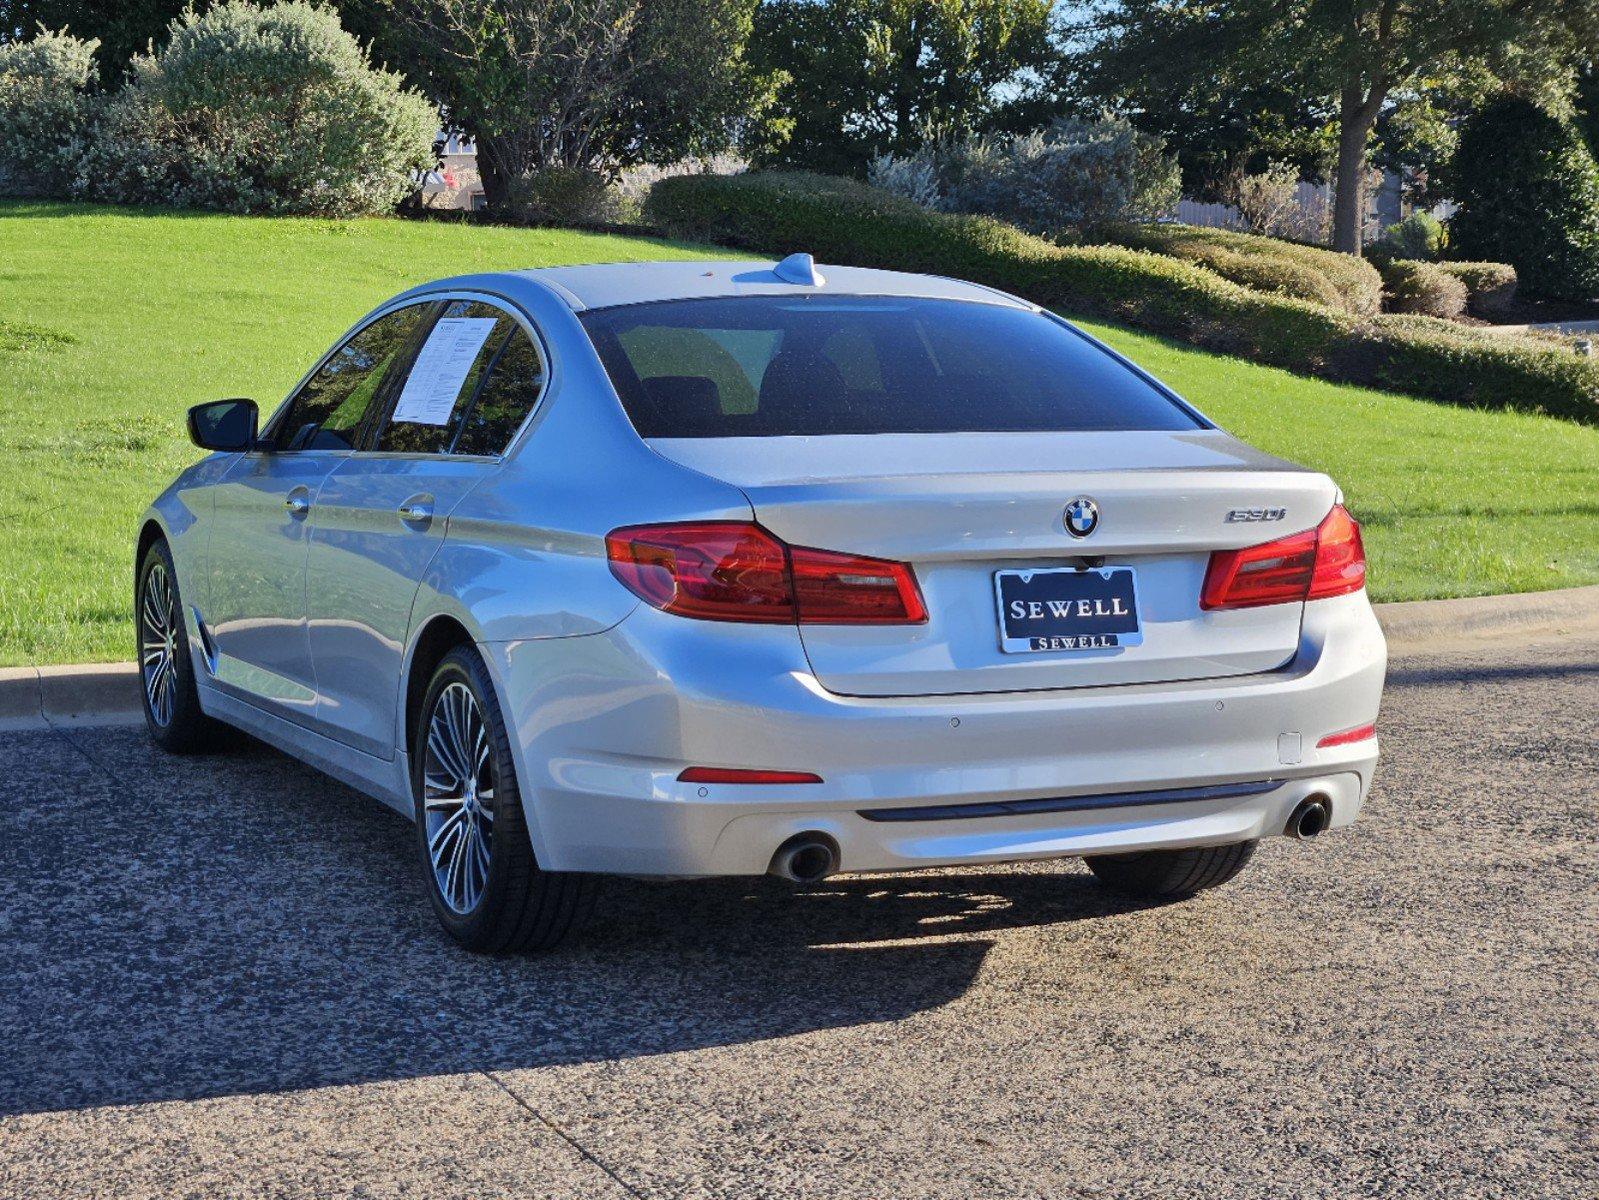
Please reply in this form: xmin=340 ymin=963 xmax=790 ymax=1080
xmin=579 ymin=294 xmax=1203 ymax=438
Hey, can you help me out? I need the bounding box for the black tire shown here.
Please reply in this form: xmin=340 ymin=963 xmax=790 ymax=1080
xmin=412 ymin=646 xmax=597 ymax=953
xmin=136 ymin=539 xmax=223 ymax=754
xmin=1085 ymin=840 xmax=1257 ymax=899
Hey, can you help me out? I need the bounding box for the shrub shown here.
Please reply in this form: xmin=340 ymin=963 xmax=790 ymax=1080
xmin=1435 ymin=261 xmax=1518 ymax=316
xmin=78 ymin=1 xmax=436 ymax=217
xmin=646 ymin=170 xmax=1599 ymax=424
xmin=608 ymin=154 xmax=746 ymax=224
xmin=1380 ymin=259 xmax=1468 ymax=319
xmin=503 ymin=166 xmax=613 ymax=226
xmin=867 ymin=150 xmax=942 ymax=209
xmin=1367 ymin=315 xmax=1599 ymax=418
xmin=1096 ymin=222 xmax=1384 ymax=317
xmin=869 ymin=117 xmax=1181 ymax=235
xmin=0 ymin=28 xmax=99 ymax=198
xmin=1451 ymin=97 xmax=1599 ymax=301
xmin=1224 ymin=161 xmax=1330 ymax=243
xmin=1371 ymin=211 xmax=1447 ymax=262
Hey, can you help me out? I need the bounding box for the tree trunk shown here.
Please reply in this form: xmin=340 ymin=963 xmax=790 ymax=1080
xmin=475 ymin=136 xmax=518 ymax=212
xmin=1332 ymin=85 xmax=1385 ymax=256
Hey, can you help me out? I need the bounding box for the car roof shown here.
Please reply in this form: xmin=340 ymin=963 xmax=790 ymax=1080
xmin=507 ymin=259 xmax=1036 ymax=312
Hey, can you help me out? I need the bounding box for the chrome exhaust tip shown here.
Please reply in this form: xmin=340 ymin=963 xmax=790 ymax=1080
xmin=768 ymin=833 xmax=839 ymax=883
xmin=1286 ymin=796 xmax=1331 ymax=840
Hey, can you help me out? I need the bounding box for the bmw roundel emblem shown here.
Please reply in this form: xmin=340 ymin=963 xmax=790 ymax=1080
xmin=1063 ymin=496 xmax=1099 ymax=538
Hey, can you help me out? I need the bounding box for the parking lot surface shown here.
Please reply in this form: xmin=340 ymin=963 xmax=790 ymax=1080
xmin=1 ymin=633 xmax=1595 ymax=1199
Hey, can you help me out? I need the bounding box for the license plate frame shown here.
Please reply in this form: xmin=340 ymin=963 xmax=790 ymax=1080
xmin=993 ymin=566 xmax=1142 ymax=654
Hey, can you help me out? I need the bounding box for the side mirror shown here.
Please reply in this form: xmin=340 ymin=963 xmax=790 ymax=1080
xmin=187 ymin=399 xmax=259 ymax=452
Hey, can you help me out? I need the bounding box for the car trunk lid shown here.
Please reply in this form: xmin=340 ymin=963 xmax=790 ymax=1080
xmin=647 ymin=430 xmax=1335 ymax=697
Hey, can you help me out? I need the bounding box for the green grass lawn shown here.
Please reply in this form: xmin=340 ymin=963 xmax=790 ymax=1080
xmin=3 ymin=201 xmax=1597 ymax=665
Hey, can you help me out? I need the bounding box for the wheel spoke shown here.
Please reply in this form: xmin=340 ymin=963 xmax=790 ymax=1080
xmin=428 ymin=804 xmax=468 ymax=857
xmin=448 ymin=822 xmax=472 ymax=908
xmin=472 ymin=821 xmax=491 ymax=877
xmin=426 ymin=726 xmax=464 ymax=787
xmin=142 ymin=592 xmax=165 ymax=638
xmin=150 ymin=657 xmax=172 ymax=725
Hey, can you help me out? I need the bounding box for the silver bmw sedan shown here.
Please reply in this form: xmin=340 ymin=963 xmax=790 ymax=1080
xmin=138 ymin=255 xmax=1386 ymax=952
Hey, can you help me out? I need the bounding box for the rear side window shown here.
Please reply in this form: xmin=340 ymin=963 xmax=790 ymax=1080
xmin=580 ymin=295 xmax=1203 ymax=438
xmin=273 ymin=304 xmax=429 ymax=451
xmin=374 ymin=299 xmax=546 ymax=455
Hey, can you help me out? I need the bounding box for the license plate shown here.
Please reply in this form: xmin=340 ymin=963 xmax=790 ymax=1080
xmin=994 ymin=566 xmax=1142 ymax=653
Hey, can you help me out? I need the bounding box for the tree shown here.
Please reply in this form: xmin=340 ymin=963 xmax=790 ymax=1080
xmin=341 ymin=0 xmax=774 ymax=210
xmin=0 ymin=2 xmax=200 ymax=79
xmin=1451 ymin=96 xmax=1599 ymax=300
xmin=1076 ymin=0 xmax=1599 ymax=255
xmin=749 ymin=0 xmax=1061 ymax=177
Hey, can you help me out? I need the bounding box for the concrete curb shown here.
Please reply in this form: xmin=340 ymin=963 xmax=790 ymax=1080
xmin=1376 ymin=583 xmax=1599 ymax=651
xmin=2 ymin=585 xmax=1595 ymax=731
xmin=0 ymin=663 xmax=143 ymax=731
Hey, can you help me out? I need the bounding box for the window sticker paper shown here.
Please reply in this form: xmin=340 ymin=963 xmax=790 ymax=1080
xmin=391 ymin=317 xmax=499 ymax=426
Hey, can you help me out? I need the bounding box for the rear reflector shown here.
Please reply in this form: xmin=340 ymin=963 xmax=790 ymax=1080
xmin=678 ymin=767 xmax=824 ymax=784
xmin=1201 ymin=504 xmax=1366 ymax=610
xmin=1316 ymin=722 xmax=1376 ymax=748
xmin=607 ymin=521 xmax=927 ymax=625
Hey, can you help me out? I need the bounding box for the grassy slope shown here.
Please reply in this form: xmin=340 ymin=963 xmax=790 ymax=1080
xmin=1 ymin=201 xmax=1596 ymax=665
xmin=1081 ymin=321 xmax=1599 ymax=609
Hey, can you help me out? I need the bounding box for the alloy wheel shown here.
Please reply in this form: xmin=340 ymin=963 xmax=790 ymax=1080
xmin=423 ymin=682 xmax=494 ymax=914
xmin=140 ymin=562 xmax=178 ymax=728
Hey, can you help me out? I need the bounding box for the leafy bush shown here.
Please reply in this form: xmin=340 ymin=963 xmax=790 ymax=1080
xmin=1451 ymin=97 xmax=1599 ymax=301
xmin=0 ymin=28 xmax=99 ymax=198
xmin=869 ymin=117 xmax=1181 ymax=235
xmin=867 ymin=150 xmax=942 ymax=209
xmin=504 ymin=166 xmax=613 ymax=226
xmin=1096 ymin=222 xmax=1384 ymax=316
xmin=646 ymin=170 xmax=1599 ymax=423
xmin=1224 ymin=161 xmax=1330 ymax=242
xmin=77 ymin=1 xmax=436 ymax=217
xmin=1380 ymin=259 xmax=1468 ymax=319
xmin=1367 ymin=316 xmax=1599 ymax=417
xmin=609 ymin=154 xmax=747 ymax=224
xmin=1435 ymin=261 xmax=1518 ymax=316
xmin=1371 ymin=212 xmax=1447 ymax=262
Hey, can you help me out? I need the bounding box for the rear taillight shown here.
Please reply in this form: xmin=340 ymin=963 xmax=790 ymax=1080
xmin=606 ymin=521 xmax=927 ymax=625
xmin=1201 ymin=504 xmax=1366 ymax=611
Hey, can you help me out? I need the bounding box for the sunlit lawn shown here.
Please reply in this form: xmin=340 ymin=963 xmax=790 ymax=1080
xmin=2 ymin=200 xmax=1595 ymax=664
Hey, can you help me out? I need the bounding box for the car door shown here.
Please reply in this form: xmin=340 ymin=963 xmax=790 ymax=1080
xmin=305 ymin=297 xmax=550 ymax=758
xmin=202 ymin=302 xmax=433 ymax=725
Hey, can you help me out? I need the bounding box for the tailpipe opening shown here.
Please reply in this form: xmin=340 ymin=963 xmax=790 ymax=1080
xmin=1286 ymin=795 xmax=1331 ymax=840
xmin=768 ymin=833 xmax=840 ymax=884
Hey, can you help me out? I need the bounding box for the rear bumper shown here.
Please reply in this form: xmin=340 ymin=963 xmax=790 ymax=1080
xmin=481 ymin=591 xmax=1385 ymax=876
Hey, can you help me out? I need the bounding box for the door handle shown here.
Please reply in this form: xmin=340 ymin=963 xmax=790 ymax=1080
xmin=397 ymin=499 xmax=434 ymax=524
xmin=285 ymin=493 xmax=310 ymax=518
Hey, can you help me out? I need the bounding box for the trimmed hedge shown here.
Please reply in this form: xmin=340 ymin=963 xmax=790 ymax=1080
xmin=1379 ymin=259 xmax=1468 ymax=319
xmin=1097 ymin=222 xmax=1384 ymax=316
xmin=646 ymin=171 xmax=1599 ymax=424
xmin=1436 ymin=261 xmax=1518 ymax=316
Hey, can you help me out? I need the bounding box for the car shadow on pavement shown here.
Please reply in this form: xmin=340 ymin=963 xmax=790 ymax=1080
xmin=0 ymin=728 xmax=1153 ymax=1118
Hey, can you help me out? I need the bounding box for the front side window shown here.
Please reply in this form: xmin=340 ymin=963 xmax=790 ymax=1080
xmin=374 ymin=300 xmax=546 ymax=456
xmin=273 ymin=304 xmax=430 ymax=451
xmin=580 ymin=295 xmax=1205 ymax=438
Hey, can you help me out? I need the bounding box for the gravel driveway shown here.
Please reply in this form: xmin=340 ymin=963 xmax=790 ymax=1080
xmin=1 ymin=633 xmax=1594 ymax=1199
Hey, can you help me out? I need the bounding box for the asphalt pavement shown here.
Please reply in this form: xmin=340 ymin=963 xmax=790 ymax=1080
xmin=1 ymin=633 xmax=1595 ymax=1199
